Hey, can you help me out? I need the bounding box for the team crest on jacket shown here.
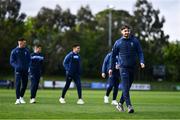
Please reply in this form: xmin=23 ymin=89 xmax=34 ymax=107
xmin=130 ymin=42 xmax=134 ymax=47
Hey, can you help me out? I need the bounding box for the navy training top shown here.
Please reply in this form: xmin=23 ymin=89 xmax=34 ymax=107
xmin=63 ymin=51 xmax=81 ymax=76
xmin=110 ymin=35 xmax=144 ymax=69
xmin=10 ymin=47 xmax=30 ymax=71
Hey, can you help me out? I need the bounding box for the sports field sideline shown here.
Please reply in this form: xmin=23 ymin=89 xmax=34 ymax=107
xmin=0 ymin=89 xmax=180 ymax=119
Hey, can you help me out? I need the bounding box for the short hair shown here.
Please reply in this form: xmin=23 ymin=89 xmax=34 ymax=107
xmin=120 ymin=25 xmax=130 ymax=31
xmin=72 ymin=44 xmax=80 ymax=48
xmin=18 ymin=38 xmax=26 ymax=41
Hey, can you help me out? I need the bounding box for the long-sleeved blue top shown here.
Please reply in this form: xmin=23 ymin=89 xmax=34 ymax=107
xmin=110 ymin=35 xmax=144 ymax=69
xmin=10 ymin=47 xmax=30 ymax=71
xmin=102 ymin=52 xmax=111 ymax=74
xmin=63 ymin=51 xmax=81 ymax=76
xmin=30 ymin=52 xmax=44 ymax=73
xmin=102 ymin=52 xmax=119 ymax=74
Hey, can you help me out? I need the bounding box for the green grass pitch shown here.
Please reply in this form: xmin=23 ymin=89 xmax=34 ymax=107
xmin=0 ymin=89 xmax=180 ymax=119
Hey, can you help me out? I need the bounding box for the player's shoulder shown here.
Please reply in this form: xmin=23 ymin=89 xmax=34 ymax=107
xmin=11 ymin=47 xmax=19 ymax=53
xmin=66 ymin=51 xmax=73 ymax=58
xmin=69 ymin=51 xmax=74 ymax=55
xmin=24 ymin=47 xmax=30 ymax=52
xmin=131 ymin=35 xmax=139 ymax=42
xmin=114 ymin=37 xmax=123 ymax=45
xmin=105 ymin=53 xmax=111 ymax=59
xmin=108 ymin=52 xmax=112 ymax=57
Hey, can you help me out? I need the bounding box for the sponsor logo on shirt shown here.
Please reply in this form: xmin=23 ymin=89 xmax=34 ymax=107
xmin=31 ymin=56 xmax=44 ymax=60
xmin=73 ymin=55 xmax=79 ymax=59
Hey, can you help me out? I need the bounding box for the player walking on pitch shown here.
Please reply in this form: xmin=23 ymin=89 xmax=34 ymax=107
xmin=109 ymin=25 xmax=145 ymax=113
xmin=102 ymin=52 xmax=120 ymax=105
xmin=10 ymin=38 xmax=30 ymax=104
xmin=29 ymin=44 xmax=44 ymax=103
xmin=59 ymin=44 xmax=84 ymax=104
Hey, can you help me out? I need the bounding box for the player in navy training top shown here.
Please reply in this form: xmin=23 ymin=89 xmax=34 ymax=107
xmin=102 ymin=52 xmax=120 ymax=105
xmin=29 ymin=44 xmax=44 ymax=103
xmin=10 ymin=38 xmax=30 ymax=104
xmin=109 ymin=25 xmax=145 ymax=113
xmin=59 ymin=44 xmax=84 ymax=105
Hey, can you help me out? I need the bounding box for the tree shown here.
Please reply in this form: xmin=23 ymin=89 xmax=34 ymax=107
xmin=162 ymin=41 xmax=180 ymax=81
xmin=128 ymin=0 xmax=170 ymax=81
xmin=76 ymin=6 xmax=102 ymax=77
xmin=24 ymin=5 xmax=77 ymax=75
xmin=95 ymin=9 xmax=133 ymax=47
xmin=0 ymin=0 xmax=26 ymax=74
xmin=132 ymin=0 xmax=169 ymax=64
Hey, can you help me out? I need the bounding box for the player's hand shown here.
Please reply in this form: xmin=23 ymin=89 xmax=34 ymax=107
xmin=108 ymin=69 xmax=112 ymax=77
xmin=140 ymin=63 xmax=145 ymax=69
xmin=101 ymin=73 xmax=106 ymax=78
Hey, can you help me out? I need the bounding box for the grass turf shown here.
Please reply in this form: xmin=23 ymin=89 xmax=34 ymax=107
xmin=0 ymin=89 xmax=180 ymax=119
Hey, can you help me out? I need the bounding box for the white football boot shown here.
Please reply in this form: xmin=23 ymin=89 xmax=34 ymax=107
xmin=20 ymin=97 xmax=26 ymax=104
xmin=59 ymin=97 xmax=66 ymax=104
xmin=15 ymin=99 xmax=20 ymax=105
xmin=30 ymin=98 xmax=36 ymax=104
xmin=104 ymin=96 xmax=109 ymax=103
xmin=111 ymin=100 xmax=118 ymax=105
xmin=77 ymin=99 xmax=84 ymax=105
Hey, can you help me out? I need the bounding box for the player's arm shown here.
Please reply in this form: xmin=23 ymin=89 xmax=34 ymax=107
xmin=135 ymin=38 xmax=145 ymax=68
xmin=109 ymin=42 xmax=119 ymax=76
xmin=63 ymin=53 xmax=71 ymax=71
xmin=40 ymin=54 xmax=45 ymax=74
xmin=101 ymin=54 xmax=109 ymax=78
xmin=79 ymin=55 xmax=82 ymax=75
xmin=115 ymin=55 xmax=120 ymax=69
xmin=10 ymin=50 xmax=17 ymax=68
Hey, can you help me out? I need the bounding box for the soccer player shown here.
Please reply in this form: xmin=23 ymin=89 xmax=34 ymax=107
xmin=29 ymin=44 xmax=44 ymax=103
xmin=59 ymin=44 xmax=84 ymax=104
xmin=109 ymin=25 xmax=145 ymax=113
xmin=101 ymin=52 xmax=120 ymax=105
xmin=10 ymin=38 xmax=30 ymax=104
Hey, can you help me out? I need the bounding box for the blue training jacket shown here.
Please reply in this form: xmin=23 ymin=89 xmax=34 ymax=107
xmin=30 ymin=52 xmax=44 ymax=73
xmin=110 ymin=35 xmax=144 ymax=69
xmin=102 ymin=52 xmax=111 ymax=74
xmin=63 ymin=51 xmax=81 ymax=76
xmin=10 ymin=47 xmax=30 ymax=71
xmin=102 ymin=52 xmax=119 ymax=75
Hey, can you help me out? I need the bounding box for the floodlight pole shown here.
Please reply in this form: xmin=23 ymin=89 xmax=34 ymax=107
xmin=107 ymin=5 xmax=114 ymax=50
xmin=108 ymin=9 xmax=112 ymax=49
